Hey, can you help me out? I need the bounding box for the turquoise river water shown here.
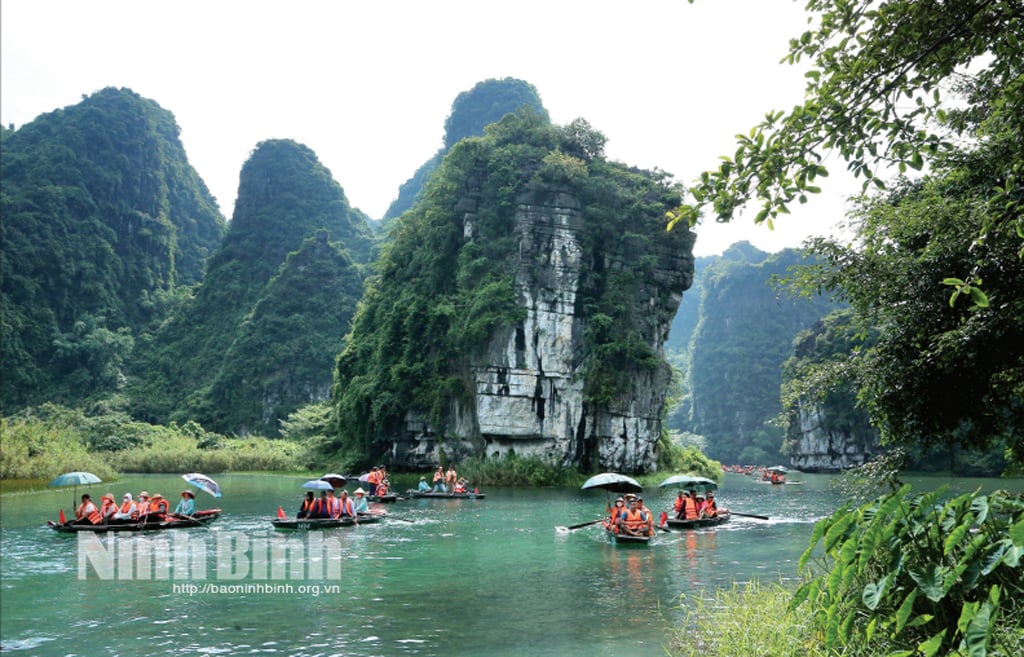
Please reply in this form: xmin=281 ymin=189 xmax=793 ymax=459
xmin=1 ymin=472 xmax=1019 ymax=656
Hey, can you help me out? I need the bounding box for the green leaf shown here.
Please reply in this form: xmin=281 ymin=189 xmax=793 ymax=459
xmin=862 ymin=575 xmax=889 ymax=610
xmin=909 ymin=564 xmax=947 ymax=602
xmin=1010 ymin=518 xmax=1024 ymax=547
xmin=894 ymin=588 xmax=918 ymax=633
xmin=824 ymin=511 xmax=856 ymax=553
xmin=918 ymin=630 xmax=947 ymax=657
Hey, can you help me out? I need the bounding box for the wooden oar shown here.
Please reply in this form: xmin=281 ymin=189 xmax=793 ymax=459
xmin=565 ymin=518 xmax=606 ymax=530
xmin=729 ymin=511 xmax=770 ymax=520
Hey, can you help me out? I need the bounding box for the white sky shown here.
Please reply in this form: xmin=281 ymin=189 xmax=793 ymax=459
xmin=1 ymin=0 xmax=858 ymax=257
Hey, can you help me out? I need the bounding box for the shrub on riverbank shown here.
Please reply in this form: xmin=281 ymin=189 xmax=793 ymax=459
xmin=457 ymin=453 xmax=582 ymax=488
xmin=1 ymin=403 xmax=306 ymax=480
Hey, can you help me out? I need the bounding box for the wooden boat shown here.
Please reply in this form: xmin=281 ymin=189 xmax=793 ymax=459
xmin=606 ymin=529 xmax=652 ymax=545
xmin=664 ymin=511 xmax=731 ymax=530
xmin=271 ymin=513 xmax=383 ymax=531
xmin=48 ymin=509 xmax=221 ymax=533
xmin=406 ymin=490 xmax=486 ymax=500
xmin=368 ymin=493 xmax=399 ymax=503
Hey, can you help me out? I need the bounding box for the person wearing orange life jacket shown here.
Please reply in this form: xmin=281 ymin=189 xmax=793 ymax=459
xmin=136 ymin=491 xmax=151 ymax=516
xmin=673 ymin=491 xmax=686 ymax=518
xmin=325 ymin=489 xmax=340 ymax=519
xmin=75 ymin=494 xmax=103 ymax=525
xmin=635 ymin=497 xmax=655 ymax=535
xmin=297 ymin=491 xmax=316 ymax=518
xmin=337 ymin=490 xmax=357 ymax=523
xmin=618 ymin=498 xmax=650 ymax=537
xmin=99 ymin=493 xmax=118 ymax=522
xmin=113 ymin=493 xmax=138 ymax=521
xmin=366 ymin=467 xmax=381 ymax=496
xmin=310 ymin=491 xmax=332 ymax=518
xmin=432 ymin=466 xmax=446 ymax=493
xmin=145 ymin=494 xmax=170 ymax=521
xmin=702 ymin=491 xmax=720 ymax=518
xmin=603 ymin=496 xmax=626 ymax=533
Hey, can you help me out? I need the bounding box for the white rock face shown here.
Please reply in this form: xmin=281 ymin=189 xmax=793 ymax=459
xmin=789 ymin=400 xmax=878 ymax=472
xmin=391 ymin=189 xmax=694 ymax=473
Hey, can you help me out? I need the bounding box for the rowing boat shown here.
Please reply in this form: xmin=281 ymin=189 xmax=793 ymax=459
xmin=664 ymin=511 xmax=731 ymax=530
xmin=271 ymin=513 xmax=383 ymax=531
xmin=406 ymin=490 xmax=486 ymax=500
xmin=368 ymin=493 xmax=399 ymax=503
xmin=48 ymin=509 xmax=221 ymax=533
xmin=606 ymin=530 xmax=652 ymax=545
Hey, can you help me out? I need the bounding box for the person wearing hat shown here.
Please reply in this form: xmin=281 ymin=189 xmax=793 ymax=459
xmin=146 ymin=493 xmax=170 ymax=521
xmin=635 ymin=496 xmax=655 ymax=535
xmin=175 ymin=490 xmax=196 ymax=517
xmin=137 ymin=491 xmax=151 ymax=516
xmin=113 ymin=493 xmax=138 ymax=521
xmin=352 ymin=488 xmax=370 ymax=514
xmin=99 ymin=493 xmax=118 ymax=522
xmin=603 ymin=496 xmax=626 ymax=533
xmin=417 ymin=476 xmax=431 ymax=492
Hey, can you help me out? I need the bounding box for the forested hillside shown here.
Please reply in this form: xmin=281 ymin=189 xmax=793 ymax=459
xmin=0 ymin=87 xmax=226 ymax=412
xmin=676 ymin=243 xmax=837 ymax=464
xmin=127 ymin=139 xmax=373 ymax=435
xmin=381 ymin=77 xmax=548 ymax=223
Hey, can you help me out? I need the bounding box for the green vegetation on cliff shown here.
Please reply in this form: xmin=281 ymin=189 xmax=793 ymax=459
xmin=1 ymin=87 xmax=226 ymax=412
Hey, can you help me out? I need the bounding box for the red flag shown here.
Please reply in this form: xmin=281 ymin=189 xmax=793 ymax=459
xmin=59 ymin=509 xmax=66 ymax=524
xmin=277 ymin=506 xmax=286 ymax=519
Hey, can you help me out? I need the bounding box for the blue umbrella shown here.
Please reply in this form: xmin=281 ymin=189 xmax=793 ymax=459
xmin=302 ymin=479 xmax=334 ymax=491
xmin=48 ymin=471 xmax=102 ymax=510
xmin=580 ymin=472 xmax=642 ymax=494
xmin=182 ymin=473 xmax=222 ymax=498
xmin=659 ymin=474 xmax=718 ymax=491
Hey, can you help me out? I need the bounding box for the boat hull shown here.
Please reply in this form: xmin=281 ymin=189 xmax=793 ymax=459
xmin=606 ymin=530 xmax=652 ymax=545
xmin=271 ymin=514 xmax=382 ymax=530
xmin=664 ymin=512 xmax=731 ymax=530
xmin=48 ymin=510 xmax=221 ymax=533
xmin=406 ymin=491 xmax=486 ymax=500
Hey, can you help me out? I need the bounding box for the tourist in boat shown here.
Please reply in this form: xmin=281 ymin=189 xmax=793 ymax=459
xmin=445 ymin=465 xmax=458 ymax=493
xmin=375 ymin=477 xmax=390 ymax=497
xmin=366 ymin=467 xmax=380 ymax=496
xmin=635 ymin=497 xmax=655 ymax=535
xmin=417 ymin=476 xmax=431 ymax=492
xmin=432 ymin=466 xmax=446 ymax=493
xmin=603 ymin=496 xmax=625 ymax=533
xmin=352 ymin=488 xmax=370 ymax=514
xmin=325 ymin=488 xmax=341 ymax=518
xmin=113 ymin=493 xmax=138 ymax=521
xmin=146 ymin=494 xmax=170 ymax=521
xmin=311 ymin=490 xmax=332 ymax=518
xmin=174 ymin=490 xmax=196 ymax=517
xmin=99 ymin=493 xmax=118 ymax=522
xmin=618 ymin=498 xmax=651 ymax=537
xmin=337 ymin=490 xmax=357 ymax=519
xmin=136 ymin=491 xmax=151 ymax=516
xmin=75 ymin=494 xmax=102 ymax=525
xmin=297 ymin=491 xmax=316 ymax=518
xmin=702 ymin=491 xmax=719 ymax=518
xmin=673 ymin=491 xmax=686 ymax=518
xmin=453 ymin=478 xmax=468 ymax=494
xmin=678 ymin=490 xmax=699 ymax=520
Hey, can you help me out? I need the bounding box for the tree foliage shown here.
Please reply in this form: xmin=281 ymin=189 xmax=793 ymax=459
xmin=0 ymin=87 xmax=226 ymax=411
xmin=671 ymin=0 xmax=1022 ymax=248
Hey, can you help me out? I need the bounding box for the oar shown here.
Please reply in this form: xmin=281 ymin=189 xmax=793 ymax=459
xmin=565 ymin=518 xmax=606 ymax=530
xmin=730 ymin=511 xmax=770 ymax=520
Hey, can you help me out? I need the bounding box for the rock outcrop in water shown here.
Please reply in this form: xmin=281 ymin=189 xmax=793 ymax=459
xmin=335 ymin=114 xmax=695 ymax=473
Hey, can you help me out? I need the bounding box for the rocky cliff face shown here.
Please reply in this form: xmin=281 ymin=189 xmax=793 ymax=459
xmin=392 ymin=188 xmax=694 ymax=472
xmin=789 ymin=399 xmax=878 ymax=472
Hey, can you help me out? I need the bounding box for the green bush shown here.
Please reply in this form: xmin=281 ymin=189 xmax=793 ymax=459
xmin=793 ymin=486 xmax=1024 ymax=657
xmin=457 ymin=452 xmax=581 ymax=488
xmin=0 ymin=413 xmax=116 ymax=481
xmin=668 ymin=581 xmax=822 ymax=657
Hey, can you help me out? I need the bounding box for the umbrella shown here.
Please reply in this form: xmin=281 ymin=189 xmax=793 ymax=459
xmin=580 ymin=472 xmax=642 ymax=494
xmin=182 ymin=473 xmax=222 ymax=498
xmin=766 ymin=465 xmax=789 ymax=473
xmin=659 ymin=474 xmax=718 ymax=490
xmin=358 ymin=473 xmax=371 ymax=483
xmin=320 ymin=473 xmax=348 ymax=489
xmin=48 ymin=471 xmax=102 ymax=510
xmin=302 ymin=479 xmax=334 ymax=491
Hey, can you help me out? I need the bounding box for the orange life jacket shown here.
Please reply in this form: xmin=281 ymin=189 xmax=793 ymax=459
xmin=137 ymin=500 xmax=151 ymax=515
xmin=100 ymin=500 xmax=118 ymax=519
xmin=119 ymin=500 xmax=139 ymax=519
xmin=77 ymin=501 xmax=102 ymax=524
xmin=674 ymin=496 xmax=684 ymax=514
xmin=624 ymin=508 xmax=648 ymax=533
xmin=683 ymin=496 xmax=699 ymax=520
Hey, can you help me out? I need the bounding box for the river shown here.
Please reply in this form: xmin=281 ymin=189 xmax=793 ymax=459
xmin=1 ymin=472 xmax=1019 ymax=656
